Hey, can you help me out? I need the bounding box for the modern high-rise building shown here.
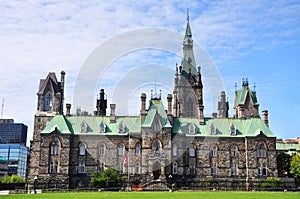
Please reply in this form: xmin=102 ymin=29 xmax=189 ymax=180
xmin=0 ymin=119 xmax=29 ymax=178
xmin=0 ymin=119 xmax=28 ymax=145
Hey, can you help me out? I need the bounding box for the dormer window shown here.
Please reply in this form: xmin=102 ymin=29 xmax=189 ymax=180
xmin=153 ymin=122 xmax=161 ymax=133
xmin=80 ymin=121 xmax=88 ymax=133
xmin=210 ymin=124 xmax=216 ymax=135
xmin=100 ymin=121 xmax=106 ymax=133
xmin=119 ymin=122 xmax=125 ymax=133
xmin=45 ymin=93 xmax=53 ymax=108
xmin=189 ymin=123 xmax=196 ymax=135
xmin=230 ymin=124 xmax=236 ymax=136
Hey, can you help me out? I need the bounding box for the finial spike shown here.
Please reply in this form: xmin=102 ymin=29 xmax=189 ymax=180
xmin=187 ymin=8 xmax=189 ymax=21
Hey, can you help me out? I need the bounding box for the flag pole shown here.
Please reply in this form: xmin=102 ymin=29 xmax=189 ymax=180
xmin=127 ymin=131 xmax=130 ymax=190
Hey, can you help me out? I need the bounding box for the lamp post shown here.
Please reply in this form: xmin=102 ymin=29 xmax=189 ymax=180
xmin=34 ymin=176 xmax=38 ymax=194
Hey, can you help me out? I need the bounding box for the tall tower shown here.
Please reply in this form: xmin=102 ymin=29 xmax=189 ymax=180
xmin=234 ymin=79 xmax=259 ymax=118
xmin=218 ymin=91 xmax=229 ymax=118
xmin=173 ymin=13 xmax=204 ymax=124
xmin=95 ymin=89 xmax=107 ymax=116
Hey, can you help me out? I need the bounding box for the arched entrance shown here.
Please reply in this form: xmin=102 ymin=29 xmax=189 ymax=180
xmin=152 ymin=161 xmax=161 ymax=180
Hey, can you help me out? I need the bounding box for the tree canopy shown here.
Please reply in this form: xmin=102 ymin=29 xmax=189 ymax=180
xmin=290 ymin=153 xmax=300 ymax=182
xmin=90 ymin=168 xmax=125 ymax=188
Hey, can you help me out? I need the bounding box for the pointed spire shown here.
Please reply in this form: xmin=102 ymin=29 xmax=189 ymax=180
xmin=185 ymin=9 xmax=192 ymax=38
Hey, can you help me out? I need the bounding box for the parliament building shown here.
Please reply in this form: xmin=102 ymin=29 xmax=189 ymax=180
xmin=28 ymin=17 xmax=277 ymax=190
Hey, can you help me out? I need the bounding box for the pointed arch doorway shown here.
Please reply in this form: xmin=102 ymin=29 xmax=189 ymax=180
xmin=152 ymin=161 xmax=161 ymax=180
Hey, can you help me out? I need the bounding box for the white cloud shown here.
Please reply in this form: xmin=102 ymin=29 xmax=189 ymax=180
xmin=0 ymin=0 xmax=299 ymax=145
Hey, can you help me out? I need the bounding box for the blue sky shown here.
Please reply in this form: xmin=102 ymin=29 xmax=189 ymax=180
xmin=0 ymin=0 xmax=299 ymax=145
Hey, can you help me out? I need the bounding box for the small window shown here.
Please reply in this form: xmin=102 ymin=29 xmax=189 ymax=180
xmin=230 ymin=124 xmax=236 ymax=135
xmin=210 ymin=144 xmax=217 ymax=158
xmin=210 ymin=124 xmax=216 ymax=135
xmin=119 ymin=122 xmax=125 ymax=133
xmin=99 ymin=144 xmax=105 ymax=156
xmin=118 ymin=143 xmax=124 ymax=156
xmin=230 ymin=145 xmax=238 ymax=158
xmin=54 ymin=161 xmax=59 ymax=173
xmin=79 ymin=143 xmax=86 ymax=156
xmin=257 ymin=142 xmax=267 ymax=158
xmin=50 ymin=137 xmax=60 ymax=155
xmin=135 ymin=143 xmax=141 ymax=156
xmin=45 ymin=93 xmax=53 ymax=108
xmin=189 ymin=164 xmax=196 ymax=175
xmin=211 ymin=163 xmax=217 ymax=175
xmin=172 ymin=143 xmax=178 ymax=157
xmin=80 ymin=121 xmax=88 ymax=133
xmin=100 ymin=121 xmax=106 ymax=133
xmin=172 ymin=162 xmax=178 ymax=174
xmin=189 ymin=145 xmax=195 ymax=157
xmin=49 ymin=161 xmax=54 ymax=174
xmin=258 ymin=162 xmax=267 ymax=176
xmin=231 ymin=160 xmax=237 ymax=176
xmin=135 ymin=161 xmax=141 ymax=174
xmin=189 ymin=123 xmax=195 ymax=134
xmin=78 ymin=162 xmax=85 ymax=173
xmin=97 ymin=162 xmax=104 ymax=172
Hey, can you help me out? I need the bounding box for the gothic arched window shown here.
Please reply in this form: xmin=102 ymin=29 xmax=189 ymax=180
xmin=189 ymin=145 xmax=195 ymax=157
xmin=45 ymin=93 xmax=53 ymax=108
xmin=79 ymin=143 xmax=86 ymax=156
xmin=118 ymin=143 xmax=124 ymax=156
xmin=257 ymin=142 xmax=267 ymax=158
xmin=135 ymin=143 xmax=141 ymax=156
xmin=210 ymin=144 xmax=217 ymax=158
xmin=50 ymin=137 xmax=60 ymax=155
xmin=230 ymin=145 xmax=238 ymax=158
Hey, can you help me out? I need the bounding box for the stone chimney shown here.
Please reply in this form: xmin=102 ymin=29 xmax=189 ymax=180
xmin=66 ymin=103 xmax=71 ymax=116
xmin=262 ymin=110 xmax=269 ymax=127
xmin=167 ymin=94 xmax=173 ymax=123
xmin=140 ymin=93 xmax=147 ymax=125
xmin=110 ymin=104 xmax=116 ymax=123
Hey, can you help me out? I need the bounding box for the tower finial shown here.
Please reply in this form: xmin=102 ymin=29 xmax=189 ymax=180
xmin=187 ymin=8 xmax=189 ymax=21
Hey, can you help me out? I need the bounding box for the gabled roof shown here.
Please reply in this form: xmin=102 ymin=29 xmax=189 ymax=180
xmin=235 ymin=85 xmax=259 ymax=105
xmin=173 ymin=117 xmax=275 ymax=137
xmin=37 ymin=72 xmax=62 ymax=95
xmin=142 ymin=99 xmax=172 ymax=128
xmin=41 ymin=115 xmax=141 ymax=135
xmin=41 ymin=115 xmax=72 ymax=134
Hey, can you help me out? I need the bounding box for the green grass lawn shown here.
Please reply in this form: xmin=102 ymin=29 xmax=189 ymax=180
xmin=0 ymin=192 xmax=299 ymax=199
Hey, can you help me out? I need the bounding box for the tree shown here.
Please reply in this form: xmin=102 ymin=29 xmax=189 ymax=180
xmin=290 ymin=153 xmax=300 ymax=182
xmin=90 ymin=168 xmax=125 ymax=188
xmin=277 ymin=152 xmax=291 ymax=177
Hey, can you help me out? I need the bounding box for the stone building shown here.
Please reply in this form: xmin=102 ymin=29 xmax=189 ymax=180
xmin=28 ymin=16 xmax=277 ymax=190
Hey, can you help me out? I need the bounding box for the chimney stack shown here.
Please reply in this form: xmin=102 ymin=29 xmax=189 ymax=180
xmin=66 ymin=103 xmax=71 ymax=116
xmin=110 ymin=104 xmax=116 ymax=123
xmin=262 ymin=110 xmax=269 ymax=127
xmin=140 ymin=93 xmax=147 ymax=125
xmin=60 ymin=70 xmax=66 ymax=114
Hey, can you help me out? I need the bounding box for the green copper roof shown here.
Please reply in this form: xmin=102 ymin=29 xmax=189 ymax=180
xmin=276 ymin=142 xmax=300 ymax=155
xmin=41 ymin=115 xmax=72 ymax=134
xmin=173 ymin=117 xmax=275 ymax=137
xmin=235 ymin=86 xmax=259 ymax=105
xmin=185 ymin=19 xmax=192 ymax=38
xmin=41 ymin=115 xmax=140 ymax=135
xmin=142 ymin=99 xmax=172 ymax=128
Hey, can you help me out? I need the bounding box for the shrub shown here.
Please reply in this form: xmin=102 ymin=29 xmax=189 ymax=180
xmin=261 ymin=177 xmax=284 ymax=189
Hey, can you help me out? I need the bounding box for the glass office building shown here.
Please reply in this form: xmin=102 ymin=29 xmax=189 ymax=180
xmin=0 ymin=144 xmax=29 ymax=178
